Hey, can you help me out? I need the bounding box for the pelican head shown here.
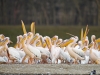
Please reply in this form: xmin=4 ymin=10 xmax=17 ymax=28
xmin=51 ymin=35 xmax=58 ymax=41
xmin=51 ymin=35 xmax=58 ymax=45
xmin=4 ymin=37 xmax=12 ymax=44
xmin=91 ymin=35 xmax=96 ymax=42
xmin=17 ymin=35 xmax=23 ymax=43
xmin=56 ymin=38 xmax=63 ymax=45
xmin=30 ymin=33 xmax=40 ymax=44
xmin=74 ymin=36 xmax=79 ymax=42
xmin=20 ymin=34 xmax=27 ymax=47
xmin=0 ymin=34 xmax=5 ymax=41
xmin=44 ymin=36 xmax=51 ymax=50
xmin=27 ymin=32 xmax=33 ymax=39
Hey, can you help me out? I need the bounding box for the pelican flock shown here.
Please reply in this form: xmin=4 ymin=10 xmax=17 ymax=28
xmin=0 ymin=21 xmax=100 ymax=65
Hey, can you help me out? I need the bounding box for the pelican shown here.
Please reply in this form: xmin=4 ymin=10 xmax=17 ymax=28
xmin=21 ymin=32 xmax=41 ymax=64
xmin=59 ymin=48 xmax=72 ymax=64
xmin=90 ymin=35 xmax=98 ymax=50
xmin=20 ymin=34 xmax=36 ymax=64
xmin=0 ymin=37 xmax=22 ymax=63
xmin=36 ymin=36 xmax=51 ymax=63
xmin=89 ymin=47 xmax=100 ymax=64
xmin=72 ymin=36 xmax=85 ymax=58
xmin=26 ymin=32 xmax=41 ymax=59
xmin=0 ymin=34 xmax=5 ymax=41
xmin=7 ymin=47 xmax=23 ymax=63
xmin=65 ymin=37 xmax=85 ymax=64
xmin=14 ymin=35 xmax=23 ymax=49
xmin=0 ymin=37 xmax=12 ymax=63
xmin=44 ymin=36 xmax=61 ymax=64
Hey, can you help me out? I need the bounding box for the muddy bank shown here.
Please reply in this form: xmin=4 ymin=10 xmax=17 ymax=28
xmin=0 ymin=64 xmax=99 ymax=74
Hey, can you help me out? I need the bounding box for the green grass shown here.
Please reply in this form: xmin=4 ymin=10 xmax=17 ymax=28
xmin=0 ymin=25 xmax=100 ymax=46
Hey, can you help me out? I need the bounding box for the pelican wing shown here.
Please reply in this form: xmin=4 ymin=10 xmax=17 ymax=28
xmin=60 ymin=50 xmax=71 ymax=62
xmin=27 ymin=45 xmax=41 ymax=58
xmin=8 ymin=47 xmax=21 ymax=60
xmin=72 ymin=48 xmax=85 ymax=57
xmin=36 ymin=47 xmax=50 ymax=57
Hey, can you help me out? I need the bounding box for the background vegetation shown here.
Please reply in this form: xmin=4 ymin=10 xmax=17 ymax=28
xmin=0 ymin=25 xmax=100 ymax=46
xmin=0 ymin=0 xmax=100 ymax=46
xmin=0 ymin=0 xmax=100 ymax=26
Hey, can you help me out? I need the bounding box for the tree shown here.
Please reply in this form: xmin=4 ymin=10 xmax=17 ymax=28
xmin=96 ymin=0 xmax=100 ymax=26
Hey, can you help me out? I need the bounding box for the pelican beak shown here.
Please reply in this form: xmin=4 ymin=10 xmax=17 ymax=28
xmin=83 ymin=25 xmax=88 ymax=39
xmin=56 ymin=39 xmax=62 ymax=45
xmin=59 ymin=39 xmax=74 ymax=47
xmin=51 ymin=36 xmax=58 ymax=41
xmin=88 ymin=43 xmax=93 ymax=48
xmin=95 ymin=59 xmax=100 ymax=64
xmin=1 ymin=41 xmax=5 ymax=46
xmin=14 ymin=43 xmax=18 ymax=48
xmin=51 ymin=36 xmax=58 ymax=45
xmin=27 ymin=35 xmax=30 ymax=39
xmin=42 ymin=42 xmax=46 ymax=48
xmin=80 ymin=28 xmax=83 ymax=41
xmin=95 ymin=38 xmax=100 ymax=42
xmin=44 ymin=37 xmax=51 ymax=50
xmin=1 ymin=34 xmax=5 ymax=40
xmin=82 ymin=25 xmax=89 ymax=44
xmin=98 ymin=45 xmax=100 ymax=51
xmin=20 ymin=37 xmax=27 ymax=48
xmin=21 ymin=20 xmax=27 ymax=34
xmin=36 ymin=40 xmax=42 ymax=46
xmin=82 ymin=47 xmax=87 ymax=52
xmin=0 ymin=41 xmax=3 ymax=46
xmin=30 ymin=34 xmax=39 ymax=44
xmin=31 ymin=22 xmax=35 ymax=35
xmin=10 ymin=40 xmax=13 ymax=43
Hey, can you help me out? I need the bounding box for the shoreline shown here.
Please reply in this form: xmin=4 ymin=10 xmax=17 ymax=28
xmin=0 ymin=64 xmax=99 ymax=74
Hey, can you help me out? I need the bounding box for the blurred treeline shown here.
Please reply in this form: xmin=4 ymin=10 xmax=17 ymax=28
xmin=0 ymin=0 xmax=100 ymax=26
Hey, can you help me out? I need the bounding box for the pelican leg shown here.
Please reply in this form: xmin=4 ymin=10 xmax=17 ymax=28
xmin=28 ymin=57 xmax=34 ymax=64
xmin=12 ymin=60 xmax=14 ymax=63
xmin=73 ymin=59 xmax=78 ymax=64
xmin=41 ymin=55 xmax=48 ymax=64
xmin=28 ymin=58 xmax=31 ymax=64
xmin=73 ymin=59 xmax=76 ymax=64
xmin=22 ymin=55 xmax=28 ymax=64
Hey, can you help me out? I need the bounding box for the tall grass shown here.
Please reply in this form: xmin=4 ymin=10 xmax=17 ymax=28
xmin=0 ymin=25 xmax=100 ymax=46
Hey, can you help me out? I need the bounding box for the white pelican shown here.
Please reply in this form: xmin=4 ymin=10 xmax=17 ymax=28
xmin=89 ymin=47 xmax=100 ymax=64
xmin=72 ymin=36 xmax=85 ymax=58
xmin=0 ymin=34 xmax=5 ymax=41
xmin=0 ymin=37 xmax=22 ymax=63
xmin=0 ymin=37 xmax=13 ymax=63
xmin=65 ymin=37 xmax=85 ymax=64
xmin=36 ymin=36 xmax=51 ymax=63
xmin=90 ymin=35 xmax=98 ymax=50
xmin=26 ymin=32 xmax=41 ymax=59
xmin=44 ymin=36 xmax=61 ymax=64
xmin=20 ymin=34 xmax=36 ymax=64
xmin=14 ymin=35 xmax=23 ymax=49
xmin=7 ymin=47 xmax=23 ymax=63
xmin=59 ymin=48 xmax=72 ymax=63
